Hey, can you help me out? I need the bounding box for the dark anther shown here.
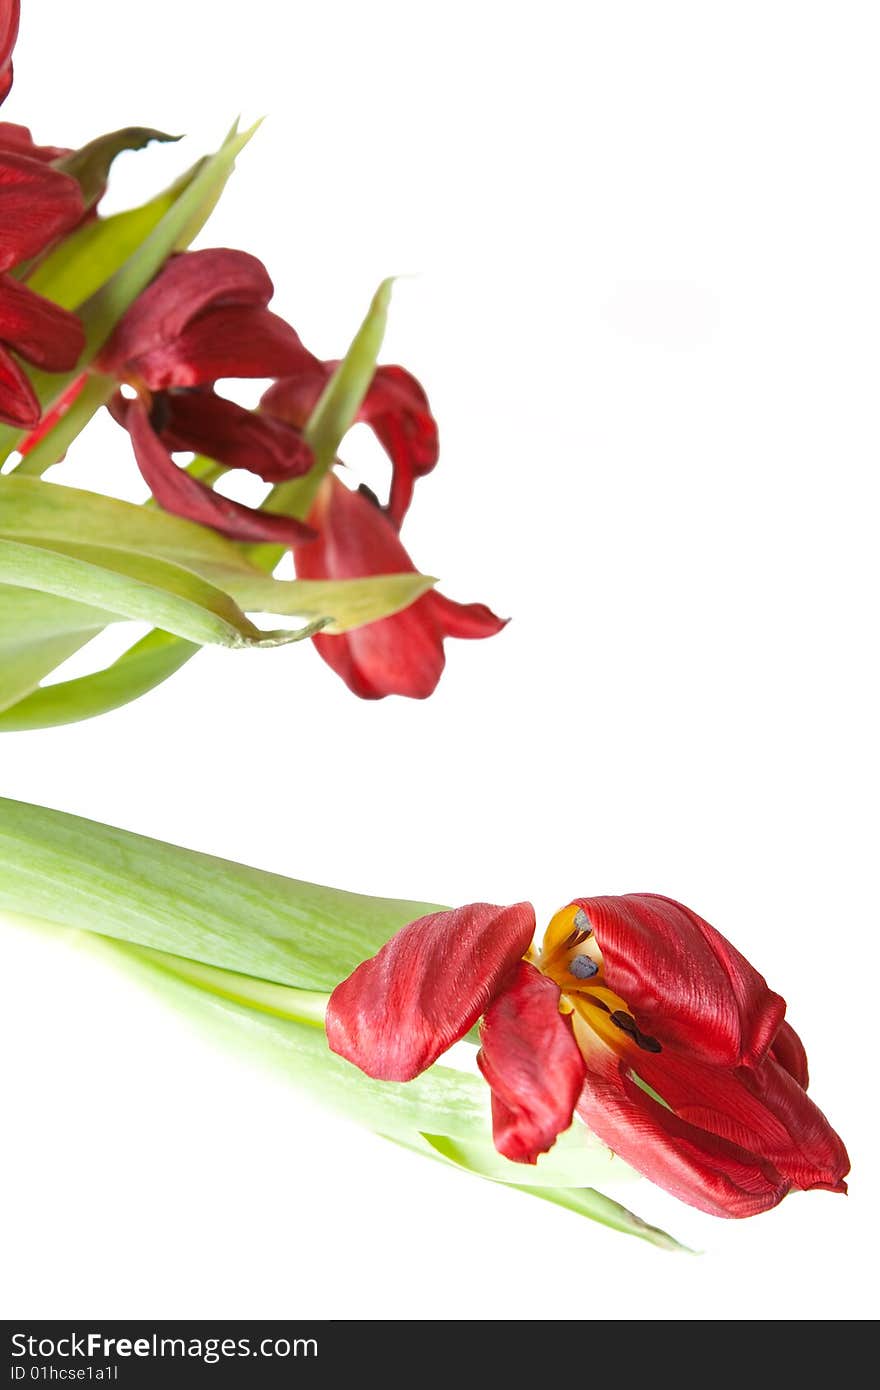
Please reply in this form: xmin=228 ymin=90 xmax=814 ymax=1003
xmin=573 ymin=908 xmax=593 ymax=937
xmin=148 ymin=393 xmax=172 ymax=433
xmin=610 ymin=1010 xmax=661 ymax=1053
xmin=357 ymin=483 xmax=382 ymax=510
xmin=561 ymin=929 xmax=581 ymax=950
xmin=569 ymin=954 xmax=599 ymax=980
xmin=611 ymin=1010 xmax=638 ymax=1036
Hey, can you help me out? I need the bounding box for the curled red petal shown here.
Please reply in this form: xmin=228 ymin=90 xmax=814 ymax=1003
xmin=0 ymin=273 xmax=84 ymax=370
xmin=0 ymin=152 xmax=83 ymax=270
xmin=574 ymin=894 xmax=786 ymax=1069
xmin=133 ymin=305 xmax=315 ymax=390
xmin=264 ymin=361 xmax=439 ymax=528
xmin=574 ymin=1026 xmax=790 ymax=1218
xmin=295 ymin=477 xmax=505 ymax=699
xmin=122 ymin=396 xmax=313 ymax=546
xmin=97 ymin=248 xmax=276 ymax=373
xmin=360 ymin=364 xmax=439 ymax=527
xmin=770 ymin=1018 xmax=810 ymax=1089
xmin=0 ymin=341 xmax=37 ymax=425
xmin=0 ymin=1 xmax=18 ymax=105
xmin=327 ymin=902 xmax=537 ymax=1081
xmin=621 ymin=1038 xmax=849 ymax=1196
xmin=157 ymin=391 xmax=313 ymax=482
xmin=477 ymin=961 xmax=586 ymax=1164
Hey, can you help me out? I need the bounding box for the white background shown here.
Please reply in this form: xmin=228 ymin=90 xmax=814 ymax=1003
xmin=1 ymin=0 xmax=877 ymax=1320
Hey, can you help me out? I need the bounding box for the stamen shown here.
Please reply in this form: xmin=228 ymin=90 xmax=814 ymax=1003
xmin=569 ymin=954 xmax=599 ymax=980
xmin=610 ymin=1010 xmax=662 ymax=1053
xmin=573 ymin=908 xmax=593 ymax=937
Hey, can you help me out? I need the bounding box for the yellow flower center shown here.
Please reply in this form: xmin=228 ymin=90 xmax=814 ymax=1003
xmin=536 ymin=903 xmax=662 ymax=1060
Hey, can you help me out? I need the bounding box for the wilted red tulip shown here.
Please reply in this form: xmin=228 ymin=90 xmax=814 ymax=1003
xmin=0 ymin=0 xmax=84 ymax=426
xmin=263 ymin=358 xmax=438 ymax=528
xmin=328 ymin=894 xmax=849 ymax=1218
xmin=0 ymin=158 xmax=84 ymax=427
xmin=98 ymin=248 xmax=318 ymax=545
xmin=294 ymin=474 xmax=506 ymax=698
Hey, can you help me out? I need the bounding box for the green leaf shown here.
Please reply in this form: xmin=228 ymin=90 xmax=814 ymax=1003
xmin=4 ymin=121 xmax=258 ymax=475
xmin=0 ymin=629 xmax=197 ymax=730
xmin=254 ymin=277 xmax=394 ymax=561
xmin=25 ymin=166 xmax=197 ymax=312
xmin=0 ymin=794 xmax=439 ymax=989
xmin=0 ymin=537 xmax=302 ymax=648
xmin=0 ymin=585 xmax=109 ymax=714
xmin=55 ymin=127 xmax=181 ymax=210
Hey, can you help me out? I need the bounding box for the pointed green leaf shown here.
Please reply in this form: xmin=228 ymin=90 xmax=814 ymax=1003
xmin=55 ymin=127 xmax=181 ymax=210
xmin=0 ymin=629 xmax=197 ymax=730
xmin=0 ymin=537 xmax=301 ymax=648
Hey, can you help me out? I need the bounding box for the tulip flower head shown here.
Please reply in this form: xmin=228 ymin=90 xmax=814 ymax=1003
xmin=98 ymin=248 xmax=319 ymax=546
xmin=0 ymin=1 xmax=84 ymax=426
xmin=328 ymin=894 xmax=849 ymax=1217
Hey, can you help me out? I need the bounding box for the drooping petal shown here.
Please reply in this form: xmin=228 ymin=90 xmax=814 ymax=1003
xmin=569 ymin=894 xmax=786 ymax=1069
xmin=477 ymin=961 xmax=586 ymax=1163
xmin=156 ymin=390 xmax=313 ymax=481
xmin=573 ymin=1018 xmax=790 ymax=1218
xmin=0 ymin=340 xmax=37 ymax=426
xmin=97 ymin=248 xmax=276 ymax=372
xmin=427 ymin=590 xmax=509 ymax=641
xmin=359 ymin=364 xmax=439 ymax=527
xmin=0 ymin=273 xmax=84 ymax=369
xmin=295 ymin=477 xmax=505 ymax=699
xmin=608 ymin=1029 xmax=849 ymax=1197
xmin=132 ymin=305 xmax=315 ymax=390
xmin=122 ymin=396 xmax=313 ymax=546
xmin=0 ymin=151 xmax=84 ymax=270
xmin=770 ymin=1018 xmax=810 ymax=1090
xmin=0 ymin=0 xmax=18 ymax=105
xmin=263 ymin=360 xmax=439 ymax=527
xmin=327 ymin=902 xmax=537 ymax=1081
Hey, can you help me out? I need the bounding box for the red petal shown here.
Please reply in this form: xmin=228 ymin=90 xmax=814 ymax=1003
xmin=122 ymin=397 xmax=313 ymax=546
xmin=264 ymin=361 xmax=439 ymax=528
xmin=771 ymin=1018 xmax=810 ymax=1089
xmin=0 ymin=274 xmax=83 ymax=369
xmin=98 ymin=249 xmax=275 ymax=372
xmin=427 ymin=590 xmax=509 ymax=640
xmin=477 ymin=961 xmax=586 ymax=1163
xmin=621 ymin=1038 xmax=849 ymax=1197
xmin=0 ymin=152 xmax=83 ymax=270
xmin=0 ymin=121 xmax=67 ymax=162
xmin=574 ymin=1025 xmax=790 ymax=1218
xmin=360 ymin=364 xmax=439 ymax=527
xmin=327 ymin=902 xmax=536 ymax=1081
xmin=573 ymin=894 xmax=786 ymax=1068
xmin=295 ymin=477 xmax=504 ymax=699
xmin=0 ymin=2 xmax=18 ymax=105
xmin=157 ymin=391 xmax=313 ymax=482
xmin=133 ymin=305 xmax=315 ymax=390
xmin=0 ymin=341 xmax=37 ymax=426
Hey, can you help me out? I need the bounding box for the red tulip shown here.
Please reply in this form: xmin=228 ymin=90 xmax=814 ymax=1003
xmin=327 ymin=894 xmax=849 ymax=1218
xmin=263 ymin=360 xmax=439 ymax=529
xmin=0 ymin=121 xmax=67 ymax=163
xmin=0 ymin=150 xmax=85 ymax=426
xmin=294 ymin=474 xmax=506 ymax=698
xmin=97 ymin=249 xmax=318 ymax=545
